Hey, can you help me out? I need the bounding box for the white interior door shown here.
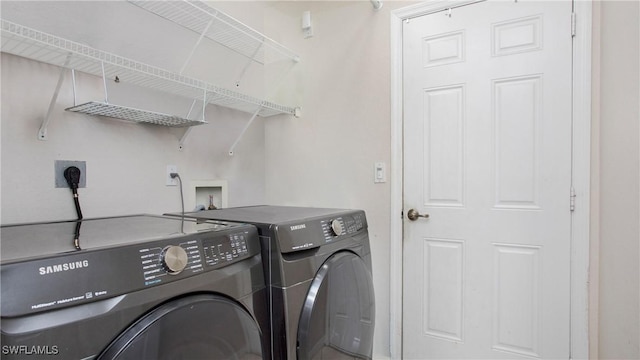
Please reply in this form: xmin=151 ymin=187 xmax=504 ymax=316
xmin=402 ymin=1 xmax=573 ymax=358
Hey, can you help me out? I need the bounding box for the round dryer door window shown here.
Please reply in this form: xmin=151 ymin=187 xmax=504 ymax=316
xmin=297 ymin=251 xmax=375 ymax=360
xmin=98 ymin=294 xmax=263 ymax=360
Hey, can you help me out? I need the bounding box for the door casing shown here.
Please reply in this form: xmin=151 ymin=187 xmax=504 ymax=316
xmin=389 ymin=1 xmax=592 ymax=358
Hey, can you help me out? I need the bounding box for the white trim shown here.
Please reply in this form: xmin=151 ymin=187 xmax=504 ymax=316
xmin=389 ymin=2 xmax=592 ymax=359
xmin=588 ymin=2 xmax=601 ymax=358
xmin=389 ymin=7 xmax=404 ymax=358
xmin=392 ymin=0 xmax=483 ymax=20
xmin=570 ymin=2 xmax=592 ymax=358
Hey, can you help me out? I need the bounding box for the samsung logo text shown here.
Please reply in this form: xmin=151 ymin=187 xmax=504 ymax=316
xmin=39 ymin=260 xmax=89 ymax=275
xmin=290 ymin=224 xmax=306 ymax=231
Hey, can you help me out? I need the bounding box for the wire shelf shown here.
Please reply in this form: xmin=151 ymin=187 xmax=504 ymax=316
xmin=66 ymin=102 xmax=207 ymax=127
xmin=128 ymin=1 xmax=300 ymax=65
xmin=0 ymin=19 xmax=298 ymax=118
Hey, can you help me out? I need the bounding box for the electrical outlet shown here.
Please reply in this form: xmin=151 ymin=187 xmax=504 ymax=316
xmin=55 ymin=160 xmax=86 ymax=188
xmin=166 ymin=165 xmax=178 ymax=186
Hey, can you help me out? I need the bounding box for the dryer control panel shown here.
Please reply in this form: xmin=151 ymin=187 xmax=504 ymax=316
xmin=276 ymin=210 xmax=367 ymax=253
xmin=321 ymin=213 xmax=365 ymax=240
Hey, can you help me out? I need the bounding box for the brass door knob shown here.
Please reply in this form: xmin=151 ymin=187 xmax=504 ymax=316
xmin=407 ymin=209 xmax=429 ymax=221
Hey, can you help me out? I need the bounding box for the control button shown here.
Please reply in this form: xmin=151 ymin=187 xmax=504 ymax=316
xmin=162 ymin=245 xmax=188 ymax=275
xmin=330 ymin=219 xmax=344 ymax=236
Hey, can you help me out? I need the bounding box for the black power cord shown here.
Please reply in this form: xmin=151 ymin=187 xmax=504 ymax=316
xmin=64 ymin=166 xmax=83 ymax=250
xmin=170 ymin=172 xmax=185 ymax=233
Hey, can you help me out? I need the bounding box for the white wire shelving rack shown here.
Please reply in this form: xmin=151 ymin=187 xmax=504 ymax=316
xmin=0 ymin=12 xmax=300 ymax=148
xmin=127 ymin=0 xmax=301 ymax=154
xmin=128 ymin=1 xmax=300 ymax=67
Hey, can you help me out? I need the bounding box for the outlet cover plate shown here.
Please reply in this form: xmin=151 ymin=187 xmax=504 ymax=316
xmin=55 ymin=160 xmax=86 ymax=188
xmin=166 ymin=165 xmax=178 ymax=186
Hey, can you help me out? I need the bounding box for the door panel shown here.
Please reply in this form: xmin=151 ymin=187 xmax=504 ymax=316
xmin=402 ymin=1 xmax=573 ymax=358
xmin=423 ymin=239 xmax=464 ymax=342
xmin=422 ymin=85 xmax=466 ymax=207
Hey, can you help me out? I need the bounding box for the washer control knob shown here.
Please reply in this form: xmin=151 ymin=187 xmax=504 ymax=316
xmin=330 ymin=219 xmax=344 ymax=236
xmin=162 ymin=245 xmax=188 ymax=275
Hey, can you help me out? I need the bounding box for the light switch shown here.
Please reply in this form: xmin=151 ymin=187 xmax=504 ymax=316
xmin=374 ymin=162 xmax=386 ymax=183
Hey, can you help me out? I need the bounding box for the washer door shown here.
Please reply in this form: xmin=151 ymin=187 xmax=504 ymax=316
xmin=297 ymin=252 xmax=375 ymax=360
xmin=98 ymin=294 xmax=263 ymax=360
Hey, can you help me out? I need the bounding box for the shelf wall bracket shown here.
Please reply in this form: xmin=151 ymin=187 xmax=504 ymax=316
xmin=236 ymin=42 xmax=264 ymax=88
xmin=179 ymin=18 xmax=214 ymax=75
xmin=178 ymin=90 xmax=207 ymax=150
xmin=228 ymin=104 xmax=262 ymax=156
xmin=71 ymin=69 xmax=78 ymax=106
xmin=228 ymin=58 xmax=299 ymax=155
xmin=38 ymin=54 xmax=71 ymax=141
xmin=178 ymin=127 xmax=194 ymax=151
xmin=100 ymin=61 xmax=109 ymax=103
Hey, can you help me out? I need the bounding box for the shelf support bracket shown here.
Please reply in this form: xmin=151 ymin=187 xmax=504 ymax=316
xmin=100 ymin=61 xmax=110 ymax=103
xmin=236 ymin=42 xmax=264 ymax=88
xmin=39 ymin=54 xmax=71 ymax=141
xmin=71 ymin=69 xmax=78 ymax=106
xmin=179 ymin=18 xmax=214 ymax=75
xmin=179 ymin=128 xmax=194 ymax=151
xmin=227 ymin=58 xmax=299 ymax=155
xmin=228 ymin=104 xmax=262 ymax=156
xmin=179 ymin=90 xmax=207 ymax=150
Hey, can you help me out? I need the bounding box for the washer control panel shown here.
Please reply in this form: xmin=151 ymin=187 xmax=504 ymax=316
xmin=140 ymin=240 xmax=203 ymax=285
xmin=139 ymin=228 xmax=256 ymax=287
xmin=0 ymin=219 xmax=259 ymax=317
xmin=162 ymin=245 xmax=189 ymax=274
xmin=202 ymin=232 xmax=249 ymax=266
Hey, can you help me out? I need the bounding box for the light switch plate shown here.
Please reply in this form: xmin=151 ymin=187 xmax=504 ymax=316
xmin=374 ymin=162 xmax=386 ymax=183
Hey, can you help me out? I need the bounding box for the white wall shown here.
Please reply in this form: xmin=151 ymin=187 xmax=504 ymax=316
xmin=1 ymin=2 xmax=268 ymax=224
xmin=1 ymin=53 xmax=266 ymax=224
xmin=261 ymin=2 xmax=413 ymax=358
xmin=594 ymin=1 xmax=640 ymax=358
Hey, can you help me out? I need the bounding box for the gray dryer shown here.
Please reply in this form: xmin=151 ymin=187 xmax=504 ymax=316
xmin=169 ymin=206 xmax=375 ymax=360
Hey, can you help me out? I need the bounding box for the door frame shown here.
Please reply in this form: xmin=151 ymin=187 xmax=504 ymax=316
xmin=389 ymin=1 xmax=592 ymax=358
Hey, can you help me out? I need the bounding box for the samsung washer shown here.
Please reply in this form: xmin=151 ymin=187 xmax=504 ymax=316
xmin=1 ymin=214 xmax=269 ymax=359
xmin=169 ymin=206 xmax=375 ymax=360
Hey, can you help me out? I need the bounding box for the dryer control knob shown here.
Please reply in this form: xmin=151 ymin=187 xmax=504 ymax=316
xmin=162 ymin=245 xmax=188 ymax=275
xmin=330 ymin=220 xmax=344 ymax=236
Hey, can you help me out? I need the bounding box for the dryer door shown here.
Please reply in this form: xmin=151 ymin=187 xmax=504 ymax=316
xmin=297 ymin=252 xmax=375 ymax=360
xmin=98 ymin=294 xmax=263 ymax=360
